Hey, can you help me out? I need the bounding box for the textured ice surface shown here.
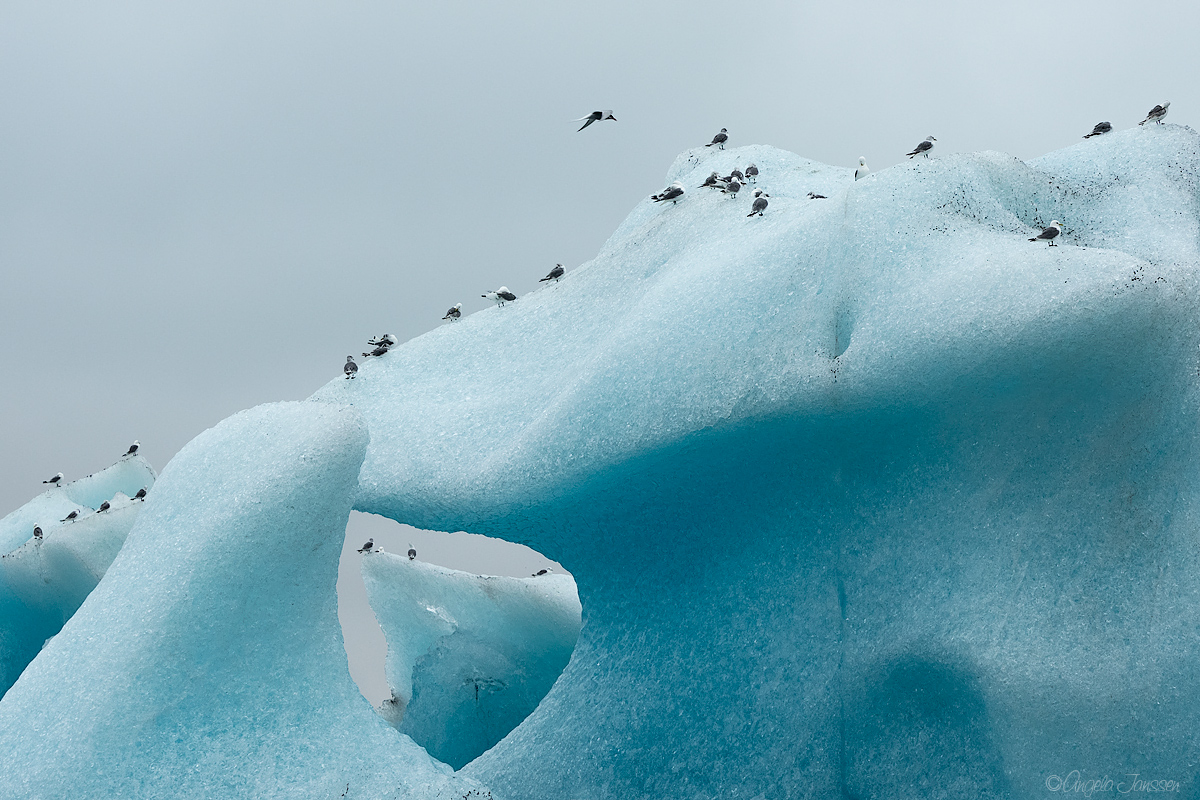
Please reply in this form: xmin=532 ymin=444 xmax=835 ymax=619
xmin=0 ymin=455 xmax=155 ymax=694
xmin=310 ymin=125 xmax=1200 ymax=798
xmin=0 ymin=403 xmax=476 ymax=799
xmin=362 ymin=552 xmax=580 ymax=768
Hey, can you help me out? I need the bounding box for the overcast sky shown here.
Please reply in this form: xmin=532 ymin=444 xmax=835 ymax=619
xmin=3 ymin=0 xmax=1197 ymax=702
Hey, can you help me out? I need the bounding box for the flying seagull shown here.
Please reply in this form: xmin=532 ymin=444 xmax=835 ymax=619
xmin=1139 ymin=102 xmax=1170 ymax=126
xmin=134 ymin=487 xmax=147 ymax=500
xmin=62 ymin=510 xmax=78 ymax=522
xmin=907 ymin=136 xmax=936 ymax=158
xmin=344 ymin=356 xmax=358 ymax=379
xmin=706 ymin=128 xmax=728 ymax=149
xmin=358 ymin=538 xmax=374 ymax=554
xmin=443 ymin=303 xmax=462 ymax=321
xmin=745 ymin=164 xmax=759 ymax=182
xmin=33 ymin=526 xmax=42 ymax=541
xmin=43 ymin=472 xmax=63 ymax=485
xmin=748 ymin=189 xmax=769 ymax=217
xmin=807 ymin=192 xmax=827 ymax=199
xmin=407 ymin=546 xmax=417 ymax=560
xmin=722 ymin=177 xmax=742 ymax=197
xmin=98 ymin=501 xmax=111 ymax=513
xmin=1083 ymin=121 xmax=1112 ymax=138
xmin=1029 ymin=220 xmax=1062 ymax=245
xmin=540 ymin=264 xmax=565 ymax=282
xmin=124 ymin=441 xmax=139 ymax=457
xmin=855 ymin=157 xmax=870 ymax=180
xmin=576 ymin=110 xmax=616 ymax=131
xmin=652 ymin=181 xmax=685 ymax=204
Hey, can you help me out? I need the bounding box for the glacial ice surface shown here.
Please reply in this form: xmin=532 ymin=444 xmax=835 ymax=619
xmin=362 ymin=552 xmax=580 ymax=769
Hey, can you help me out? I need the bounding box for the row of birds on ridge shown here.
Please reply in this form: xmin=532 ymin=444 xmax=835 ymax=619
xmin=354 ymin=536 xmax=553 ymax=577
xmin=25 ymin=441 xmax=148 ymax=545
xmin=340 ymin=102 xmax=1172 ymax=380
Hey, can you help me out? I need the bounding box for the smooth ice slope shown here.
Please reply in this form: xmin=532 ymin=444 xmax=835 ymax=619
xmin=306 ymin=125 xmax=1200 ymax=798
xmin=362 ymin=552 xmax=580 ymax=768
xmin=0 ymin=403 xmax=477 ymax=799
xmin=0 ymin=456 xmax=155 ymax=694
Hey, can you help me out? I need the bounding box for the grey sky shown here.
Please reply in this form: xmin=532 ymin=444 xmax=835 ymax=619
xmin=2 ymin=0 xmax=1197 ymax=702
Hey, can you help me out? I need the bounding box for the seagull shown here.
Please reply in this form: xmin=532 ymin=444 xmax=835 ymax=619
xmin=443 ymin=303 xmax=462 ymax=321
xmin=368 ymin=334 xmax=398 ymax=347
xmin=124 ymin=441 xmax=140 ymax=457
xmin=532 ymin=568 xmax=549 ymax=576
xmin=906 ymin=136 xmax=936 ymax=158
xmin=481 ymin=287 xmax=517 ymax=306
xmin=706 ymin=128 xmax=728 ymax=149
xmin=362 ymin=343 xmax=391 ymax=358
xmin=748 ymin=190 xmax=769 ymax=217
xmin=98 ymin=501 xmax=111 ymax=513
xmin=652 ymin=181 xmax=685 ymax=204
xmin=43 ymin=472 xmax=63 ymax=485
xmin=1028 ymin=220 xmax=1062 ymax=245
xmin=33 ymin=526 xmax=42 ymax=541
xmin=540 ymin=264 xmax=565 ymax=282
xmin=745 ymin=164 xmax=759 ymax=182
xmin=576 ymin=110 xmax=616 ymax=131
xmin=407 ymin=546 xmax=417 ymax=560
xmin=62 ymin=510 xmax=79 ymax=522
xmin=1083 ymin=121 xmax=1112 ymax=138
xmin=807 ymin=192 xmax=827 ymax=199
xmin=358 ymin=538 xmax=374 ymax=554
xmin=729 ymin=169 xmax=745 ymax=183
xmin=134 ymin=487 xmax=147 ymax=500
xmin=698 ymin=171 xmax=722 ymax=188
xmin=1139 ymin=102 xmax=1169 ymax=126
xmin=344 ymin=356 xmax=358 ymax=379
xmin=722 ymin=177 xmax=742 ymax=197
xmin=855 ymin=157 xmax=870 ymax=180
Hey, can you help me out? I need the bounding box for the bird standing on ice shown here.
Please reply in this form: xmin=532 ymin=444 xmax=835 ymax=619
xmin=706 ymin=128 xmax=728 ymax=149
xmin=483 ymin=287 xmax=517 ymax=306
xmin=745 ymin=164 xmax=759 ymax=182
xmin=722 ymin=177 xmax=742 ymax=197
xmin=358 ymin=539 xmax=374 ymax=554
xmin=134 ymin=487 xmax=147 ymax=500
xmin=124 ymin=441 xmax=139 ymax=457
xmin=907 ymin=136 xmax=936 ymax=158
xmin=540 ymin=264 xmax=565 ymax=282
xmin=1139 ymin=102 xmax=1169 ymax=125
xmin=62 ymin=510 xmax=78 ymax=522
xmin=747 ymin=189 xmax=769 ymax=217
xmin=1083 ymin=121 xmax=1112 ymax=138
xmin=33 ymin=526 xmax=42 ymax=542
xmin=652 ymin=181 xmax=685 ymax=204
xmin=576 ymin=110 xmax=616 ymax=131
xmin=408 ymin=546 xmax=417 ymax=560
xmin=443 ymin=303 xmax=462 ymax=321
xmin=363 ymin=334 xmax=397 ymax=358
xmin=855 ymin=157 xmax=870 ymax=180
xmin=43 ymin=472 xmax=63 ymax=485
xmin=98 ymin=501 xmax=111 ymax=513
xmin=1028 ymin=221 xmax=1062 ymax=245
xmin=344 ymin=356 xmax=358 ymax=379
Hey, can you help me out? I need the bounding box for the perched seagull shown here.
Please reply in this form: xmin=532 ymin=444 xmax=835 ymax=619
xmin=358 ymin=538 xmax=374 ymax=554
xmin=1028 ymin=220 xmax=1062 ymax=245
xmin=652 ymin=181 xmax=685 ymax=204
xmin=729 ymin=168 xmax=745 ymax=183
xmin=748 ymin=189 xmax=769 ymax=217
xmin=1139 ymin=102 xmax=1170 ymax=126
xmin=1083 ymin=121 xmax=1112 ymax=138
xmin=362 ymin=343 xmax=391 ymax=358
xmin=62 ymin=510 xmax=79 ymax=522
xmin=698 ymin=171 xmax=722 ymax=188
xmin=540 ymin=264 xmax=565 ymax=282
xmin=134 ymin=487 xmax=147 ymax=500
xmin=43 ymin=472 xmax=63 ymax=485
xmin=706 ymin=128 xmax=729 ymax=149
xmin=443 ymin=303 xmax=462 ymax=321
xmin=576 ymin=110 xmax=616 ymax=131
xmin=745 ymin=164 xmax=759 ymax=182
xmin=906 ymin=136 xmax=936 ymax=158
xmin=532 ymin=568 xmax=549 ymax=576
xmin=344 ymin=356 xmax=358 ymax=379
xmin=482 ymin=287 xmax=517 ymax=306
xmin=807 ymin=192 xmax=827 ymax=199
xmin=722 ymin=177 xmax=742 ymax=197
xmin=124 ymin=441 xmax=140 ymax=457
xmin=368 ymin=333 xmax=398 ymax=347
xmin=97 ymin=501 xmax=111 ymax=513
xmin=407 ymin=546 xmax=417 ymax=560
xmin=855 ymin=157 xmax=870 ymax=180
xmin=33 ymin=526 xmax=42 ymax=541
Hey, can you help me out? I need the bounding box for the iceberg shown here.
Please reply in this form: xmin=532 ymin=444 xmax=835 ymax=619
xmin=0 ymin=455 xmax=156 ymax=695
xmin=362 ymin=551 xmax=580 ymax=769
xmin=2 ymin=123 xmax=1200 ymax=798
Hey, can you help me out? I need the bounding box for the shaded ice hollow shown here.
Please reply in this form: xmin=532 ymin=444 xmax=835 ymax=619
xmin=363 ymin=552 xmax=580 ymax=769
xmin=3 ymin=123 xmax=1200 ymax=798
